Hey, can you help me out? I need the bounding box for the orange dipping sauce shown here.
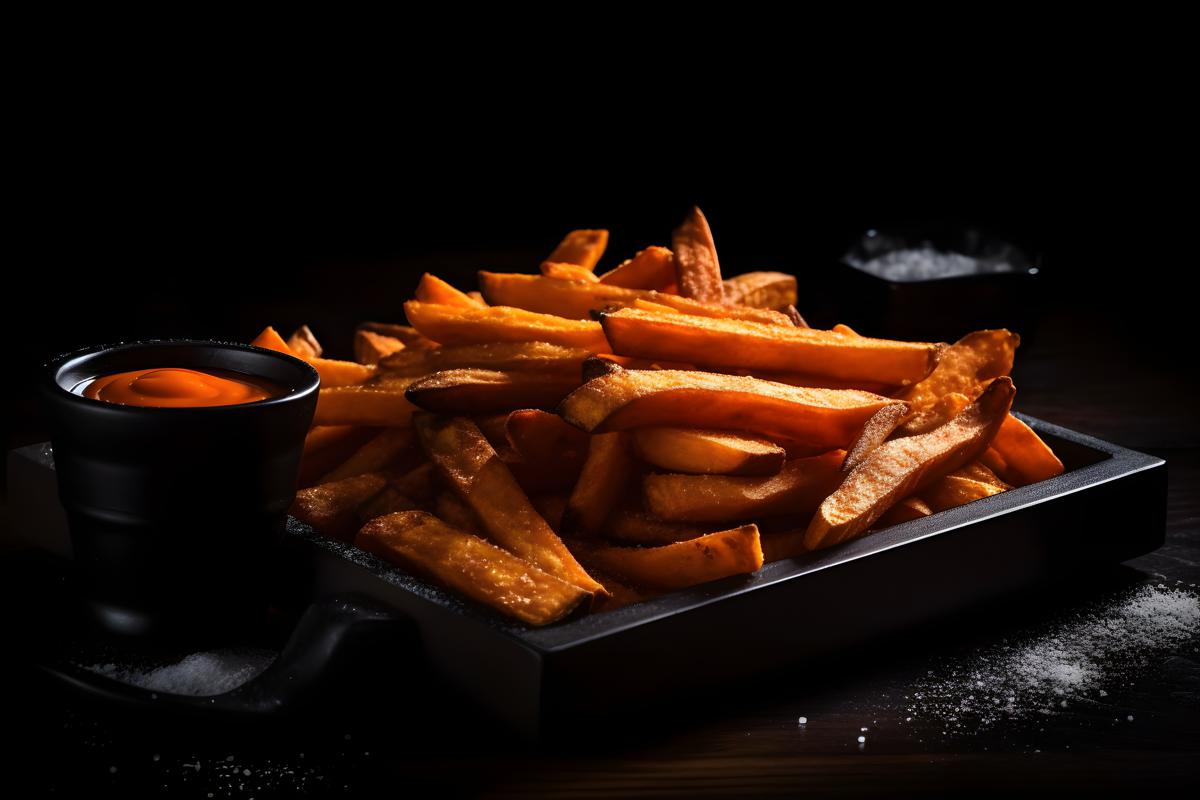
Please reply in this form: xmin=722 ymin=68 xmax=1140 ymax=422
xmin=77 ymin=367 xmax=283 ymax=408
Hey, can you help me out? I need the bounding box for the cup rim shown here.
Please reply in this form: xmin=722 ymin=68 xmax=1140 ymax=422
xmin=42 ymin=339 xmax=321 ymax=414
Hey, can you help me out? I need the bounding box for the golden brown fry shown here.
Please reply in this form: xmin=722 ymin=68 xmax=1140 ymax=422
xmin=923 ymin=467 xmax=1010 ymax=513
xmin=414 ymin=414 xmax=606 ymax=595
xmin=466 ymin=290 xmax=488 ymax=305
xmin=291 ymin=472 xmax=388 ymax=541
xmin=842 ymin=402 xmax=911 ymax=473
xmin=572 ymin=524 xmax=763 ymax=590
xmin=298 ymin=426 xmax=377 ymax=488
xmin=319 ymin=427 xmax=417 ymax=484
xmin=559 ymin=368 xmax=900 ymax=452
xmin=287 ymin=325 xmax=323 ymax=359
xmin=355 ymin=330 xmax=406 ymax=365
xmin=357 ymin=485 xmax=421 ymax=524
xmin=597 ymin=246 xmax=675 ymax=290
xmin=722 ymin=272 xmax=798 ymax=310
xmin=379 ymin=340 xmax=590 ymax=378
xmin=671 ymin=206 xmax=724 ymax=303
xmin=805 ymin=377 xmax=1015 ymax=551
xmin=390 ymin=462 xmax=437 ymax=508
xmin=898 ymin=329 xmax=1019 ymax=411
xmin=784 ymin=306 xmax=809 ymax=328
xmin=759 ymin=529 xmax=810 ymax=562
xmin=434 ymin=491 xmax=483 ymax=535
xmin=250 ymin=326 xmax=293 ymax=354
xmin=357 ymin=321 xmax=438 ymax=350
xmin=405 ymin=369 xmax=581 ymax=414
xmin=541 ymin=262 xmax=600 ymax=282
xmin=600 ymin=308 xmax=941 ymax=386
xmin=644 ymin=451 xmax=845 ymax=523
xmin=631 ymin=427 xmax=786 ymax=476
xmin=530 ymin=494 xmax=569 ymax=534
xmin=830 ymin=323 xmax=860 ymax=336
xmin=543 ymin=229 xmax=609 ymax=271
xmin=356 ymin=511 xmax=590 ymax=626
xmin=603 ymin=509 xmax=711 ymax=545
xmin=415 ymin=273 xmax=485 ymax=308
xmin=305 ymin=357 xmax=376 ymax=388
xmin=404 ymin=301 xmax=610 ymax=351
xmin=588 ymin=569 xmax=659 ymax=612
xmin=897 ymin=392 xmax=971 ymax=436
xmin=478 ymin=272 xmax=788 ymax=324
xmin=563 ymin=433 xmax=634 ymax=536
xmin=314 ymin=383 xmax=417 ymax=426
xmin=988 ymin=414 xmax=1065 ymax=486
xmin=505 ymin=409 xmax=591 ymax=466
xmin=873 ymin=496 xmax=934 ymax=529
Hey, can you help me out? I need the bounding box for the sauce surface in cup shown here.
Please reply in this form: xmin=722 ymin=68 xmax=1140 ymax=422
xmin=75 ymin=367 xmax=285 ymax=408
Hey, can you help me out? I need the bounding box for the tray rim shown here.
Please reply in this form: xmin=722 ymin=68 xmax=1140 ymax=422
xmin=290 ymin=414 xmax=1164 ymax=653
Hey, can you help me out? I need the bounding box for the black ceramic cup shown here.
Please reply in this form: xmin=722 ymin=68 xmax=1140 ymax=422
xmin=41 ymin=341 xmax=320 ymax=639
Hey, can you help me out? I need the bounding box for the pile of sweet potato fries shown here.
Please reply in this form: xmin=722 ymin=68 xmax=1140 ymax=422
xmin=251 ymin=208 xmax=1065 ymax=625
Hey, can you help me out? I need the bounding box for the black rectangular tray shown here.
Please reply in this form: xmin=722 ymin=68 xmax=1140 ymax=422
xmin=6 ymin=414 xmax=1166 ymax=736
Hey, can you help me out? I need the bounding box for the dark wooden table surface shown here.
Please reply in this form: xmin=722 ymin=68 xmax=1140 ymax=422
xmin=3 ymin=297 xmax=1197 ymax=797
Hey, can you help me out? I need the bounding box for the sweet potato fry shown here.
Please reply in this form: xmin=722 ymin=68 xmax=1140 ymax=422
xmin=357 ymin=485 xmax=421 ymax=524
xmin=563 ymin=433 xmax=634 ymax=536
xmin=434 ymin=491 xmax=483 ymax=535
xmin=759 ymin=529 xmax=810 ymax=562
xmin=873 ymin=496 xmax=934 ymax=529
xmin=405 ymin=369 xmax=581 ymax=414
xmin=543 ymin=229 xmax=609 ymax=271
xmin=291 ymin=472 xmax=388 ymax=541
xmin=541 ymin=262 xmax=600 ymax=282
xmin=632 ymin=427 xmax=786 ymax=476
xmin=597 ymin=246 xmax=675 ymax=290
xmin=603 ymin=509 xmax=710 ymax=545
xmin=722 ymin=272 xmax=798 ymax=310
xmin=730 ymin=369 xmax=897 ymax=396
xmin=314 ymin=384 xmax=417 ymax=426
xmin=404 ymin=301 xmax=610 ymax=351
xmin=805 ymin=377 xmax=1015 ymax=551
xmin=988 ymin=414 xmax=1065 ymax=486
xmin=831 ymin=323 xmax=859 ymax=336
xmin=414 ymin=414 xmax=605 ymax=595
xmin=784 ymin=306 xmax=809 ymax=328
xmin=588 ymin=569 xmax=660 ymax=612
xmin=671 ymin=206 xmax=724 ymax=303
xmin=379 ymin=340 xmax=591 ymax=378
xmin=250 ymin=326 xmax=293 ymax=354
xmin=898 ymin=329 xmax=1019 ymax=411
xmin=644 ymin=451 xmax=845 ymax=523
xmin=529 ymin=494 xmax=568 ymax=534
xmin=355 ymin=330 xmax=405 ymax=365
xmin=558 ymin=368 xmax=900 ymax=452
xmin=923 ymin=466 xmax=1010 ymax=513
xmin=599 ymin=308 xmax=941 ymax=386
xmin=505 ymin=409 xmax=590 ymax=466
xmin=390 ymin=462 xmax=436 ymax=508
xmin=572 ymin=524 xmax=763 ymax=590
xmin=356 ymin=511 xmax=590 ymax=625
xmin=415 ymin=273 xmax=485 ymax=308
xmin=842 ymin=402 xmax=911 ymax=473
xmin=287 ymin=325 xmax=323 ymax=358
xmin=478 ymin=272 xmax=789 ymax=324
xmin=305 ymin=357 xmax=376 ymax=387
xmin=250 ymin=326 xmax=374 ymax=386
xmin=357 ymin=321 xmax=438 ymax=350
xmin=319 ymin=427 xmax=417 ymax=484
xmin=297 ymin=426 xmax=377 ymax=488
xmin=897 ymin=392 xmax=970 ymax=436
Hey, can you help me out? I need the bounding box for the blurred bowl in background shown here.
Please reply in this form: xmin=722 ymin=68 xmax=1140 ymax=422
xmin=829 ymin=225 xmax=1042 ymax=345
